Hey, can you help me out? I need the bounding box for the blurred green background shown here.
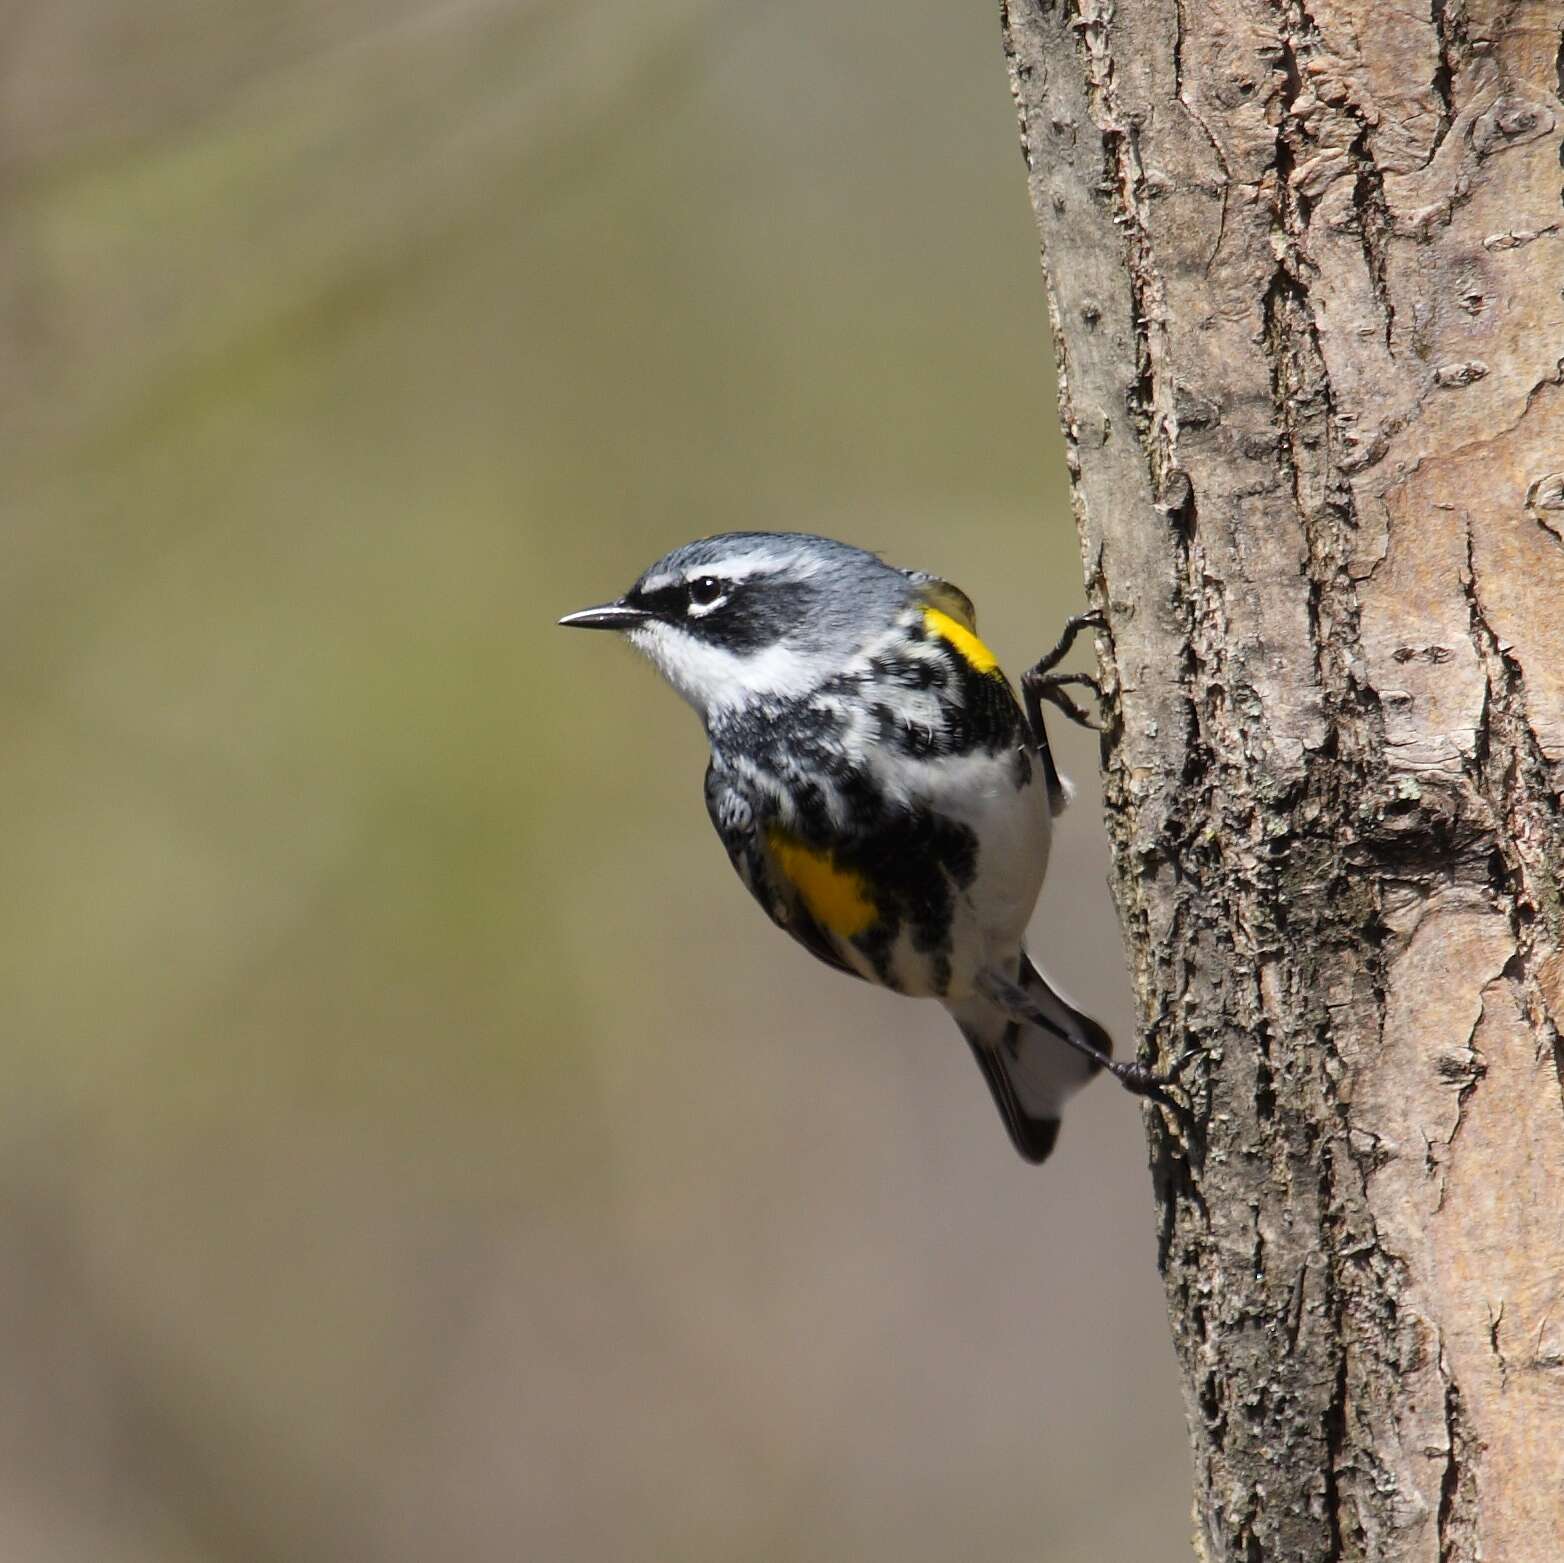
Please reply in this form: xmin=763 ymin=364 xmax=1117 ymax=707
xmin=1 ymin=2 xmax=1188 ymax=1559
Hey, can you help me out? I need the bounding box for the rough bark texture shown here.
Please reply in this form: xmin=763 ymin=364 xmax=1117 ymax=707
xmin=1000 ymin=1 xmax=1564 ymax=1559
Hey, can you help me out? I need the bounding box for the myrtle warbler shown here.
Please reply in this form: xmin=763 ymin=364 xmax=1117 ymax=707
xmin=560 ymin=531 xmax=1176 ymax=1162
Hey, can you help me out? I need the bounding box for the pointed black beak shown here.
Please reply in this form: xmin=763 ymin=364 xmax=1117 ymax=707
xmin=557 ymin=600 xmax=649 ymax=631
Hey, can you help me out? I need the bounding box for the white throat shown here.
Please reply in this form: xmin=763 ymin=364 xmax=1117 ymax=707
xmin=627 ymin=622 xmax=834 ymax=718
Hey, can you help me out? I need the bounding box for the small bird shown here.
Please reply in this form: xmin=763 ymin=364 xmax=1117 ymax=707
xmin=560 ymin=532 xmax=1176 ymax=1162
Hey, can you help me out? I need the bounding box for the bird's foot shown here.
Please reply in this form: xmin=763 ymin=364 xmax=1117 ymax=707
xmin=1022 ymin=610 xmax=1109 ymax=732
xmin=1106 ymin=1047 xmax=1201 ymax=1119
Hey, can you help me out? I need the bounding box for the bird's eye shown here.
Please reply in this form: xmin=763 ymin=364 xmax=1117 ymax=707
xmin=688 ymin=576 xmax=724 ymax=607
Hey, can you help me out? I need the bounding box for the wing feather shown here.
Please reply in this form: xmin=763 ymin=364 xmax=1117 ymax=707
xmin=903 ymin=570 xmax=979 ymax=632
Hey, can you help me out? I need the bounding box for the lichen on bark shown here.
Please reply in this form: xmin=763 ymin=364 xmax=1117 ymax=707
xmin=999 ymin=1 xmax=1564 ymax=1558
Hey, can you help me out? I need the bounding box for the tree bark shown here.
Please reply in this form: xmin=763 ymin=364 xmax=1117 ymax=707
xmin=999 ymin=2 xmax=1564 ymax=1558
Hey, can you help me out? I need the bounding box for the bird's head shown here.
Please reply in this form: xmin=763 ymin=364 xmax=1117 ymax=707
xmin=559 ymin=531 xmax=918 ymax=725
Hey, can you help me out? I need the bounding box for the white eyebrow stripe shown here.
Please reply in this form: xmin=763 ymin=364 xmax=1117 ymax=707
xmin=637 ymin=543 xmax=833 ymax=598
xmin=684 ymin=554 xmax=784 ymax=583
xmin=687 ymin=548 xmax=826 ymax=585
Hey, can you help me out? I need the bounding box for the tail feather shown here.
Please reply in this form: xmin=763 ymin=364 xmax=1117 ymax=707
xmin=947 ymin=953 xmax=1113 ymax=1165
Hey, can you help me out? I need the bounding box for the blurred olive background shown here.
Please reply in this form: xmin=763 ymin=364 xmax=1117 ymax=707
xmin=0 ymin=3 xmax=1189 ymax=1559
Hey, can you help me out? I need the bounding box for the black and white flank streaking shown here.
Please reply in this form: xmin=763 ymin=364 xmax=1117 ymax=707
xmin=560 ymin=531 xmax=1179 ymax=1163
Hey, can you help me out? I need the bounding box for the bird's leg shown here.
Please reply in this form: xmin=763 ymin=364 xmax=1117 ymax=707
xmin=977 ymin=968 xmax=1194 ymax=1119
xmin=1020 ymin=610 xmax=1107 ymax=810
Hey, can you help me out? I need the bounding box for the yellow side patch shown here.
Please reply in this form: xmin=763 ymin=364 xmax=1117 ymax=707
xmin=767 ymin=831 xmax=878 ymax=939
xmin=923 ymin=605 xmax=1002 ymax=675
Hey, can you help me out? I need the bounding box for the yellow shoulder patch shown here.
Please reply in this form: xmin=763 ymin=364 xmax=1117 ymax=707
xmin=923 ymin=605 xmax=1002 ymax=676
xmin=766 ymin=830 xmax=878 ymax=939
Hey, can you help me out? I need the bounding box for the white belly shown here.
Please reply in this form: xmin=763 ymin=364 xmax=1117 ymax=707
xmin=867 ymin=742 xmax=1051 ymax=998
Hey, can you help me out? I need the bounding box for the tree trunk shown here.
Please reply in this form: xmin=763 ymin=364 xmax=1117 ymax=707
xmin=999 ymin=2 xmax=1564 ymax=1558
